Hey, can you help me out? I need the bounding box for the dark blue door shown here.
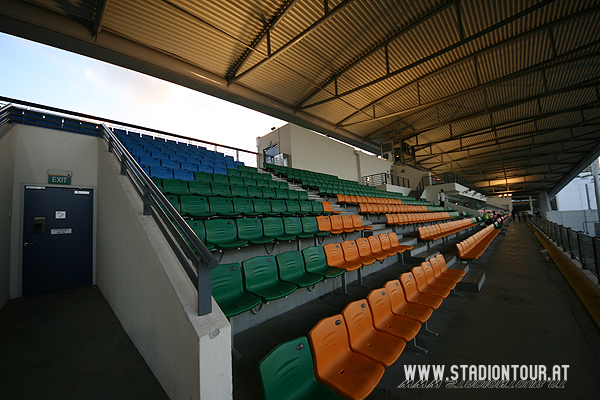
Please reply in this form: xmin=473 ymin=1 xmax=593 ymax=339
xmin=22 ymin=186 xmax=93 ymax=296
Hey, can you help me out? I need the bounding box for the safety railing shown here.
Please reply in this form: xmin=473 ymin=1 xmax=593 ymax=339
xmin=531 ymin=216 xmax=600 ymax=282
xmin=2 ymin=97 xmax=230 ymax=315
xmin=362 ymin=172 xmax=409 ymax=188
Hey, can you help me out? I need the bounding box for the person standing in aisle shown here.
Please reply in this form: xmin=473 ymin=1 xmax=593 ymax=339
xmin=439 ymin=189 xmax=445 ymax=209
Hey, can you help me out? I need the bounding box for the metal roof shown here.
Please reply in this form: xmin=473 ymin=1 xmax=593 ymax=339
xmin=2 ymin=0 xmax=600 ymax=198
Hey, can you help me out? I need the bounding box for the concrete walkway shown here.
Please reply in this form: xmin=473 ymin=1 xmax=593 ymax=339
xmin=233 ymin=221 xmax=600 ymax=400
xmin=0 ymin=286 xmax=169 ymax=400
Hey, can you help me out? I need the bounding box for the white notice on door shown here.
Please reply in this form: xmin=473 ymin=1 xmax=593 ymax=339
xmin=51 ymin=228 xmax=72 ymax=235
xmin=55 ymin=211 xmax=66 ymax=219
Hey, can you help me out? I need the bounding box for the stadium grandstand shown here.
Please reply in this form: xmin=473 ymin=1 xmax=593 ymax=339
xmin=1 ymin=1 xmax=600 ymax=400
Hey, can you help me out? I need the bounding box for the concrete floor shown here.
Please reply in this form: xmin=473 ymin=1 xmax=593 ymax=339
xmin=0 ymin=286 xmax=169 ymax=400
xmin=233 ymin=221 xmax=600 ymax=400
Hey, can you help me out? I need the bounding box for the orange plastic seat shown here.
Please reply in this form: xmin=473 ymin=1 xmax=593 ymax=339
xmin=341 ymin=240 xmax=376 ymax=266
xmin=422 ymin=262 xmax=456 ymax=290
xmin=309 ymin=315 xmax=385 ymax=400
xmin=412 ymin=265 xmax=450 ymax=298
xmin=342 ymin=300 xmax=405 ymax=367
xmin=329 ymin=215 xmax=345 ymax=234
xmin=377 ymin=234 xmax=399 ymax=256
xmin=366 ymin=289 xmax=421 ymax=342
xmin=399 ymin=272 xmax=443 ymax=309
xmin=341 ymin=215 xmax=355 ymax=233
xmin=352 ymin=214 xmax=372 ymax=231
xmin=322 ymin=201 xmax=342 ymax=215
xmin=435 ymin=254 xmax=465 ymax=277
xmin=324 ymin=243 xmax=362 ymax=271
xmin=387 ymin=232 xmax=413 ymax=253
xmin=355 ymin=238 xmax=380 ymax=261
xmin=316 ymin=215 xmax=332 ymax=234
xmin=384 ymin=280 xmax=433 ymax=323
xmin=367 ymin=236 xmax=388 ymax=260
xmin=429 ymin=256 xmax=461 ymax=283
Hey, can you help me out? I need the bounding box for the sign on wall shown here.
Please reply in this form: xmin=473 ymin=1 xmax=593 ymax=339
xmin=47 ymin=169 xmax=72 ymax=185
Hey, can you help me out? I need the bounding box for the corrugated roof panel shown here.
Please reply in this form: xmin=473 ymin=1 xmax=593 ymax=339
xmin=436 ymin=92 xmax=487 ymax=124
xmin=536 ymin=110 xmax=584 ymax=130
xmin=540 ymin=87 xmax=597 ymax=114
xmin=374 ymin=84 xmax=420 ymax=119
xmin=418 ymin=62 xmax=478 ymax=104
xmin=491 ymin=100 xmax=539 ymax=125
xmin=105 ymin=0 xmax=245 ymax=76
xmin=459 ymin=0 xmax=541 ymax=37
xmin=486 ymin=73 xmax=545 ymax=109
xmin=268 ymin=0 xmax=322 ymax=51
xmin=27 ymin=0 xmax=97 ymax=22
xmin=553 ymin=10 xmax=600 ymax=55
xmin=338 ymin=49 xmax=387 ymax=94
xmin=546 ymin=55 xmax=600 ymax=92
xmin=451 ymin=114 xmax=492 ymax=136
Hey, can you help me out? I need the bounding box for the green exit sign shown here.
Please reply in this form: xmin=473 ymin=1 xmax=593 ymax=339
xmin=48 ymin=169 xmax=72 ymax=185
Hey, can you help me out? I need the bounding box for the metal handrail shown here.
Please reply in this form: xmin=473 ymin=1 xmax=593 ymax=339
xmin=0 ymin=103 xmax=13 ymax=127
xmin=531 ymin=216 xmax=599 ymax=282
xmin=101 ymin=124 xmax=218 ymax=316
xmin=362 ymin=172 xmax=410 ymax=188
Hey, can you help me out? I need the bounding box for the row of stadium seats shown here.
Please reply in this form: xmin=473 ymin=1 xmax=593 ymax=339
xmin=418 ymin=218 xmax=480 ymax=241
xmin=361 ymin=203 xmax=443 ymax=214
xmin=259 ymin=254 xmax=464 ymax=399
xmin=155 ymin=179 xmax=304 ymax=199
xmin=170 ymin=196 xmax=337 ymax=218
xmin=456 ymin=223 xmax=502 ymax=260
xmin=384 ymin=212 xmax=460 ymax=225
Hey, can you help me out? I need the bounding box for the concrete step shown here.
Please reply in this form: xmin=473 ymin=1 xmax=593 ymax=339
xmin=408 ymin=243 xmax=428 ymax=257
xmin=414 ymin=249 xmax=441 ymax=262
xmin=456 ymin=269 xmax=485 ymax=292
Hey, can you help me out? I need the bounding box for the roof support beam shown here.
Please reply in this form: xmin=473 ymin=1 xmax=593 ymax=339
xmin=298 ymin=0 xmax=559 ymax=112
xmin=226 ymin=0 xmax=300 ymax=80
xmin=228 ymin=0 xmax=357 ymax=83
xmin=93 ymin=0 xmax=110 ymax=40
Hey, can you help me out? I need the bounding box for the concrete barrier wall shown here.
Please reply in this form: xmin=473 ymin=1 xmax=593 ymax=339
xmin=0 ymin=124 xmax=17 ymax=309
xmin=96 ymin=141 xmax=232 ymax=400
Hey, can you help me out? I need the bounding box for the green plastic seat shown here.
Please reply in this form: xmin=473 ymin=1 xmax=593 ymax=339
xmin=262 ymin=217 xmax=296 ymax=241
xmin=232 ymin=198 xmax=259 ymax=216
xmin=261 ymin=187 xmax=277 ymax=198
xmin=188 ymin=181 xmax=212 ymax=196
xmin=252 ymin=199 xmax=272 ymax=215
xmin=208 ymin=196 xmax=240 ymax=216
xmin=180 ymin=195 xmax=214 ymax=217
xmin=302 ymin=247 xmax=345 ymax=279
xmin=236 ymin=218 xmax=274 ymax=244
xmin=287 ymin=190 xmax=299 ymax=200
xmin=298 ymin=201 xmax=313 ymax=215
xmin=242 ymin=177 xmax=256 ymax=185
xmin=284 ymin=200 xmax=301 ymax=215
xmin=274 ymin=188 xmax=289 ymax=199
xmin=311 ymin=201 xmax=324 ymax=215
xmin=193 ymin=171 xmax=213 ymax=183
xmin=257 ymin=179 xmax=269 ymax=188
xmin=204 ymin=219 xmax=248 ymax=249
xmin=226 ymin=168 xmax=240 ymax=177
xmin=258 ymin=336 xmax=345 ymax=400
xmin=283 ymin=217 xmax=305 ymax=238
xmin=210 ymin=183 xmax=232 ymax=197
xmin=212 ymin=174 xmax=229 ymax=184
xmin=230 ymin=184 xmax=248 ymax=197
xmin=240 ymin=171 xmax=253 ymax=179
xmin=297 ymin=190 xmax=308 ymax=200
xmin=278 ymin=181 xmax=289 ymax=190
xmin=242 ymin=256 xmax=297 ymax=301
xmin=267 ymin=180 xmax=279 ymax=188
xmin=161 ymin=179 xmax=189 ymax=195
xmin=212 ymin=263 xmax=261 ymax=318
xmin=228 ymin=176 xmax=244 ymax=186
xmin=186 ymin=220 xmax=214 ymax=250
xmin=301 ymin=217 xmax=329 ymax=237
xmin=276 ymin=251 xmax=323 ymax=288
xmin=247 ymin=185 xmax=263 ymax=198
xmin=268 ymin=200 xmax=287 ymax=216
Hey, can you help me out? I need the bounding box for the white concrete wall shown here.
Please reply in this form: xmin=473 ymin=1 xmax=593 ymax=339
xmin=258 ymin=123 xmax=395 ymax=183
xmin=0 ymin=124 xmax=17 ymax=309
xmin=486 ymin=196 xmax=513 ymax=212
xmin=96 ymin=143 xmax=232 ymax=400
xmin=555 ymin=175 xmax=596 ymax=211
xmin=390 ymin=164 xmax=429 ymax=190
xmin=547 ymin=210 xmax=599 ymax=237
xmin=9 ymin=124 xmax=99 ymax=298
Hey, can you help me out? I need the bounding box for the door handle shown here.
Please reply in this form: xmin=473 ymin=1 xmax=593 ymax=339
xmin=24 ymin=242 xmax=35 ymax=247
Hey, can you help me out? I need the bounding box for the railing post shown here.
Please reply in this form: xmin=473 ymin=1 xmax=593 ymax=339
xmin=594 ymin=238 xmax=600 ymax=283
xmin=577 ymin=232 xmax=586 ymax=268
xmin=197 ymin=265 xmax=212 ymax=316
xmin=567 ymin=228 xmax=575 ymax=259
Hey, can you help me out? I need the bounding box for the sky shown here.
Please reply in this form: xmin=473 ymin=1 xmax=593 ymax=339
xmin=0 ymin=33 xmax=285 ymax=152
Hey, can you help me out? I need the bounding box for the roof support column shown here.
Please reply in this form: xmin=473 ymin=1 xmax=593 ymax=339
xmin=538 ymin=190 xmax=552 ymax=219
xmin=592 ymin=157 xmax=600 ymax=233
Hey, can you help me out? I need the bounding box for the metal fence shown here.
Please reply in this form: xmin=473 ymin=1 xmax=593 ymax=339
xmin=362 ymin=172 xmax=410 ymax=188
xmin=531 ymin=216 xmax=600 ymax=282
